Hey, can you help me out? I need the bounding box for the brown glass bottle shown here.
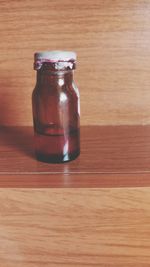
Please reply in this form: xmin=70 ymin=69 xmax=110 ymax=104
xmin=32 ymin=51 xmax=80 ymax=163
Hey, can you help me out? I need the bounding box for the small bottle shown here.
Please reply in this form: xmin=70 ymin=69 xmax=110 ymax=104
xmin=32 ymin=51 xmax=80 ymax=163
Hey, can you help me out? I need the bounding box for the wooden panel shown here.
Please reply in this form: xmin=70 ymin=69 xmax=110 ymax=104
xmin=1 ymin=173 xmax=150 ymax=188
xmin=1 ymin=126 xmax=150 ymax=187
xmin=0 ymin=0 xmax=150 ymax=125
xmin=0 ymin=188 xmax=150 ymax=266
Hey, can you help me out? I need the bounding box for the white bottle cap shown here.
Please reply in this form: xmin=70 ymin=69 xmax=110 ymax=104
xmin=35 ymin=50 xmax=76 ymax=62
xmin=34 ymin=50 xmax=76 ymax=70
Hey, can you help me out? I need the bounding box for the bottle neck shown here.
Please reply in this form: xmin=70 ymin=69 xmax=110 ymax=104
xmin=36 ymin=70 xmax=73 ymax=87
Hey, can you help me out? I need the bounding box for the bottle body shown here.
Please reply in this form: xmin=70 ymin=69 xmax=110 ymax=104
xmin=32 ymin=68 xmax=80 ymax=163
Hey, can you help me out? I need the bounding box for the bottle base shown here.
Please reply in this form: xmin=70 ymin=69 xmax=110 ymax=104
xmin=35 ymin=150 xmax=80 ymax=164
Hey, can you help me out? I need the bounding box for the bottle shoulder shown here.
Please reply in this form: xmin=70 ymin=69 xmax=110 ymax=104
xmin=72 ymin=81 xmax=80 ymax=98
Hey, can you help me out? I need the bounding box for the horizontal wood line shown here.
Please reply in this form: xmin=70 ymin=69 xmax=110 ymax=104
xmin=1 ymin=171 xmax=150 ymax=175
xmin=0 ymin=173 xmax=150 ymax=188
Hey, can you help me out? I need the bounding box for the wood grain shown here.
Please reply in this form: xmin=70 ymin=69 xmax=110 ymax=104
xmin=0 ymin=188 xmax=150 ymax=266
xmin=1 ymin=173 xmax=150 ymax=188
xmin=0 ymin=0 xmax=150 ymax=125
xmin=1 ymin=125 xmax=150 ymax=187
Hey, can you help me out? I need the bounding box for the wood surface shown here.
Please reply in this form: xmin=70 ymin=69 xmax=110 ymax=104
xmin=1 ymin=0 xmax=150 ymax=126
xmin=1 ymin=125 xmax=150 ymax=187
xmin=0 ymin=188 xmax=150 ymax=266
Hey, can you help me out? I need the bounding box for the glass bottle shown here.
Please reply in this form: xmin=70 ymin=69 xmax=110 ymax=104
xmin=32 ymin=51 xmax=80 ymax=163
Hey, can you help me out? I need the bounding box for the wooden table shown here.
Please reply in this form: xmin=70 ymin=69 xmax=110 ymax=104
xmin=0 ymin=126 xmax=150 ymax=266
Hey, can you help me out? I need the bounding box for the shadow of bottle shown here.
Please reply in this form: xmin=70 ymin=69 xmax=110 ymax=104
xmin=0 ymin=75 xmax=34 ymax=159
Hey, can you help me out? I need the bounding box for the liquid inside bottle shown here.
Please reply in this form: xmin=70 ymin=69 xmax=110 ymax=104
xmin=35 ymin=124 xmax=80 ymax=163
